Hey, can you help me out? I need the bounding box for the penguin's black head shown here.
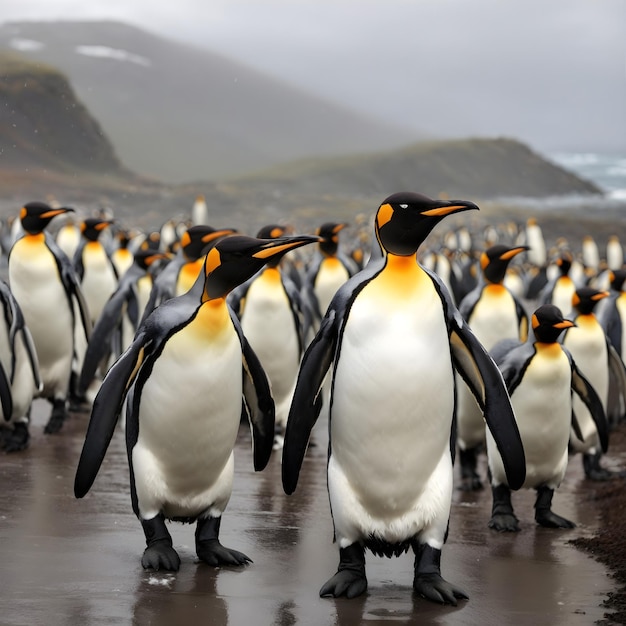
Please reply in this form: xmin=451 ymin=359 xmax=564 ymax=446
xmin=20 ymin=202 xmax=74 ymax=235
xmin=180 ymin=225 xmax=238 ymax=261
xmin=81 ymin=217 xmax=113 ymax=242
xmin=140 ymin=231 xmax=162 ymax=252
xmin=116 ymin=229 xmax=131 ymax=249
xmin=531 ymin=304 xmax=575 ymax=343
xmin=133 ymin=250 xmax=167 ymax=272
xmin=202 ymin=234 xmax=321 ymax=300
xmin=256 ymin=225 xmax=293 ymax=267
xmin=481 ymin=244 xmax=529 ymax=284
xmin=316 ymin=222 xmax=347 ymax=257
xmin=375 ymin=192 xmax=478 ymax=256
xmin=555 ymin=251 xmax=573 ymax=276
xmin=572 ymin=286 xmax=609 ymax=315
xmin=256 ymin=224 xmax=290 ymax=239
xmin=609 ymin=269 xmax=626 ymax=292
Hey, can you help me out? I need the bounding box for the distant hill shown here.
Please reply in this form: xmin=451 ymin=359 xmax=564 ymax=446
xmin=228 ymin=137 xmax=601 ymax=199
xmin=0 ymin=45 xmax=605 ymax=237
xmin=0 ymin=20 xmax=420 ymax=183
xmin=0 ymin=52 xmax=163 ymax=203
xmin=0 ymin=53 xmax=122 ymax=172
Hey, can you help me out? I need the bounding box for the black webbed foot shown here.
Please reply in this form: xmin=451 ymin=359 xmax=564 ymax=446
xmin=141 ymin=515 xmax=180 ymax=571
xmin=195 ymin=516 xmax=251 ymax=567
xmin=534 ymin=486 xmax=575 ymax=529
xmin=414 ymin=572 xmax=469 ymax=606
xmin=44 ymin=399 xmax=67 ymax=434
xmin=412 ymin=543 xmax=468 ymax=605
xmin=488 ymin=484 xmax=520 ymax=532
xmin=319 ymin=543 xmax=367 ymax=599
xmin=3 ymin=423 xmax=30 ymax=452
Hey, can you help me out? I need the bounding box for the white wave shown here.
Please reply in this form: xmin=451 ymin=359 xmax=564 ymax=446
xmin=9 ymin=38 xmax=45 ymax=52
xmin=75 ymin=45 xmax=151 ymax=67
xmin=551 ymin=152 xmax=600 ymax=167
xmin=608 ymin=188 xmax=626 ymax=201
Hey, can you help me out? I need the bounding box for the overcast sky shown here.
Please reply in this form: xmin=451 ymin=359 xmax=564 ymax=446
xmin=2 ymin=0 xmax=625 ymax=154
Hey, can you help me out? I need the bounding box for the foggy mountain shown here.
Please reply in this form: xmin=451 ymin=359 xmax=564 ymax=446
xmin=0 ymin=20 xmax=425 ymax=184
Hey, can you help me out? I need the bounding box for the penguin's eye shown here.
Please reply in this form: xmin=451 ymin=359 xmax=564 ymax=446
xmin=399 ymin=204 xmax=408 ymax=209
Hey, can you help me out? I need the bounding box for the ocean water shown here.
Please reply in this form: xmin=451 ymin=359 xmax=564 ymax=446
xmin=548 ymin=151 xmax=626 ymax=201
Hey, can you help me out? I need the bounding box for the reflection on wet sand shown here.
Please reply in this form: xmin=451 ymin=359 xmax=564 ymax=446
xmin=0 ymin=400 xmax=615 ymax=625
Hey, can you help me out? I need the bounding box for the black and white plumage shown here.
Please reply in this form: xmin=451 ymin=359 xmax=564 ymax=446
xmin=77 ymin=250 xmax=166 ymax=400
xmin=282 ymin=192 xmax=525 ymax=604
xmin=487 ymin=304 xmax=607 ymax=532
xmin=140 ymin=225 xmax=237 ymax=324
xmin=0 ymin=280 xmax=41 ymax=451
xmin=229 ymin=225 xmax=313 ymax=445
xmin=8 ymin=202 xmax=91 ymax=434
xmin=456 ymin=244 xmax=529 ymax=491
xmin=563 ymin=287 xmax=626 ymax=480
xmin=74 ymin=234 xmax=319 ymax=572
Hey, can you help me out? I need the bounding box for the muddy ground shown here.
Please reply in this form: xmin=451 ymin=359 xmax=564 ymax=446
xmin=0 ymin=398 xmax=624 ymax=625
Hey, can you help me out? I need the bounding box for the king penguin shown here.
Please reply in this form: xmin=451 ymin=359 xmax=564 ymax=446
xmin=140 ymin=225 xmax=237 ymax=324
xmin=8 ymin=202 xmax=91 ymax=433
xmin=0 ymin=280 xmax=41 ymax=451
xmin=282 ymin=192 xmax=525 ymax=604
xmin=74 ymin=233 xmax=320 ymax=571
xmin=563 ymin=287 xmax=626 ymax=480
xmin=539 ymin=251 xmax=579 ymax=316
xmin=599 ymin=269 xmax=626 ymax=427
xmin=303 ymin=222 xmax=357 ymax=325
xmin=487 ymin=304 xmax=608 ymax=532
xmin=456 ymin=244 xmax=529 ymax=490
xmin=77 ymin=249 xmax=166 ymax=400
xmin=229 ymin=225 xmax=314 ymax=448
xmin=73 ymin=217 xmax=119 ymax=328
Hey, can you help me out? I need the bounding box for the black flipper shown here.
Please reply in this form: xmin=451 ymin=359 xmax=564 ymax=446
xmin=74 ymin=336 xmax=147 ymax=498
xmin=282 ymin=309 xmax=338 ymax=494
xmin=77 ymin=289 xmax=128 ymax=395
xmin=449 ymin=319 xmax=526 ymax=490
xmin=570 ymin=357 xmax=609 ymax=453
xmin=0 ymin=360 xmax=12 ymax=422
xmin=231 ymin=309 xmax=275 ymax=471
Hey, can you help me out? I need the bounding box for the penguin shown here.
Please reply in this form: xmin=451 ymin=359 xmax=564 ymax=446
xmin=524 ymin=217 xmax=547 ymax=268
xmin=158 ymin=219 xmax=179 ymax=254
xmin=140 ymin=225 xmax=237 ymax=324
xmin=8 ymin=202 xmax=91 ymax=433
xmin=110 ymin=229 xmax=135 ymax=279
xmin=303 ymin=222 xmax=357 ymax=324
xmin=599 ymin=269 xmax=626 ymax=363
xmin=282 ymin=192 xmax=525 ymax=604
xmin=606 ymin=235 xmax=624 ymax=271
xmin=77 ymin=249 xmax=166 ymax=400
xmin=598 ymin=269 xmax=626 ymax=427
xmin=456 ymin=244 xmax=529 ymax=491
xmin=539 ymin=250 xmax=579 ymax=316
xmin=486 ymin=304 xmax=608 ymax=532
xmin=0 ymin=280 xmax=41 ymax=452
xmin=582 ymin=235 xmax=601 ymax=276
xmin=229 ymin=225 xmax=313 ymax=447
xmin=563 ymin=286 xmax=626 ymax=480
xmin=73 ymin=217 xmax=119 ymax=327
xmin=74 ymin=233 xmax=320 ymax=571
xmin=191 ymin=194 xmax=208 ymax=225
xmin=55 ymin=215 xmax=82 ymax=260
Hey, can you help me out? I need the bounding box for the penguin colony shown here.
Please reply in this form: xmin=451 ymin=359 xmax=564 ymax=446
xmin=0 ymin=193 xmax=624 ymax=606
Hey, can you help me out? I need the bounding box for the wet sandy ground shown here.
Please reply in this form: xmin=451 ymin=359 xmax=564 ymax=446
xmin=0 ymin=399 xmax=619 ymax=626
